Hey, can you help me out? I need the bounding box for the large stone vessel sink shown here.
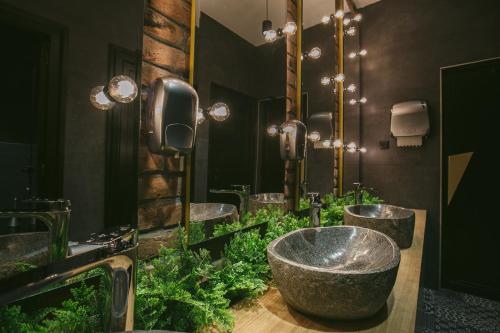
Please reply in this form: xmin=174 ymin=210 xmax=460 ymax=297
xmin=248 ymin=193 xmax=285 ymax=214
xmin=344 ymin=204 xmax=415 ymax=248
xmin=190 ymin=203 xmax=238 ymax=238
xmin=267 ymin=226 xmax=400 ymax=320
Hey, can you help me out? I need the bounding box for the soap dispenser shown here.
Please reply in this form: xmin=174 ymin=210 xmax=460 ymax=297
xmin=146 ymin=78 xmax=199 ymax=155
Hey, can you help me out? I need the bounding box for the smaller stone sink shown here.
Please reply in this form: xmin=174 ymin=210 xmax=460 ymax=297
xmin=190 ymin=203 xmax=238 ymax=238
xmin=344 ymin=204 xmax=415 ymax=248
xmin=268 ymin=226 xmax=400 ymax=320
xmin=248 ymin=193 xmax=285 ymax=214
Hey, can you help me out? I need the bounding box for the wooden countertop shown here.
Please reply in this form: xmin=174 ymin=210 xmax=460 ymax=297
xmin=232 ymin=210 xmax=427 ymax=333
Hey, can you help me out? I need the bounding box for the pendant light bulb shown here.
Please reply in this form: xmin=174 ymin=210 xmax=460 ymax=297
xmin=360 ymin=97 xmax=368 ymax=104
xmin=267 ymin=124 xmax=279 ymax=137
xmin=108 ymin=75 xmax=138 ymax=103
xmin=321 ymin=76 xmax=331 ymax=86
xmin=346 ymin=84 xmax=357 ymax=93
xmin=283 ymin=21 xmax=297 ymax=35
xmin=322 ymin=140 xmax=332 ymax=148
xmin=333 ymin=139 xmax=343 ymax=148
xmin=334 ymin=10 xmax=345 ymax=19
xmin=208 ymin=102 xmax=230 ymax=121
xmin=334 ymin=73 xmax=345 ymax=83
xmin=359 ymin=49 xmax=368 ymax=56
xmin=264 ymin=29 xmax=277 ymax=42
xmin=90 ymin=85 xmax=115 ymax=110
xmin=321 ymin=15 xmax=331 ymax=24
xmin=308 ymin=47 xmax=322 ymax=59
xmin=196 ymin=108 xmax=206 ymax=125
xmin=346 ymin=26 xmax=357 ymax=36
xmin=354 ymin=13 xmax=363 ymax=22
xmin=359 ymin=147 xmax=367 ymax=153
xmin=343 ymin=17 xmax=351 ymax=26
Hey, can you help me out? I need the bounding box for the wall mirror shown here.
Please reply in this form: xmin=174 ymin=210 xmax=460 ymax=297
xmin=188 ymin=0 xmax=296 ymax=245
xmin=302 ymin=0 xmax=363 ymax=196
xmin=0 ymin=0 xmax=143 ymax=278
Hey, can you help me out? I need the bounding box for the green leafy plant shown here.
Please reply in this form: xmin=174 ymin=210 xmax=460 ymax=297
xmin=0 ymin=280 xmax=103 ymax=333
xmin=135 ymin=229 xmax=233 ymax=332
xmin=212 ymin=221 xmax=245 ymax=238
xmin=188 ymin=220 xmax=207 ymax=244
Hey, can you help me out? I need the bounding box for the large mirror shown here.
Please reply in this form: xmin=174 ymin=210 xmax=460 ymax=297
xmin=188 ymin=0 xmax=296 ymax=244
xmin=0 ymin=0 xmax=143 ymax=277
xmin=302 ymin=1 xmax=363 ymax=196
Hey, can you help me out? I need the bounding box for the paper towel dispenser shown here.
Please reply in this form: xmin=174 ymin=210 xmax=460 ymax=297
xmin=280 ymin=120 xmax=307 ymax=161
xmin=390 ymin=100 xmax=429 ymax=147
xmin=146 ymin=78 xmax=199 ymax=155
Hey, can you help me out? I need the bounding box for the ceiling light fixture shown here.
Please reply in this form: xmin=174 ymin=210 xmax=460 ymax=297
xmin=302 ymin=47 xmax=322 ymax=60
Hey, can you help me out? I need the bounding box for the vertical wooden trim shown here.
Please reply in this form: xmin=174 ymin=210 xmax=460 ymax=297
xmin=184 ymin=0 xmax=197 ymax=235
xmin=336 ymin=0 xmax=345 ymax=196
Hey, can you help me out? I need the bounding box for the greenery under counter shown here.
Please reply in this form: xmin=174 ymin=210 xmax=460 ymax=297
xmin=0 ymin=192 xmax=381 ymax=333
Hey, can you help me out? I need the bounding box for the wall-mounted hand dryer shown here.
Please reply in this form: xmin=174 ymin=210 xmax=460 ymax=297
xmin=280 ymin=120 xmax=307 ymax=160
xmin=390 ymin=100 xmax=429 ymax=147
xmin=146 ymin=78 xmax=199 ymax=155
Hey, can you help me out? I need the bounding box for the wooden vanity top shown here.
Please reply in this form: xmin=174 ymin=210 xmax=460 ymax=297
xmin=232 ymin=210 xmax=427 ymax=333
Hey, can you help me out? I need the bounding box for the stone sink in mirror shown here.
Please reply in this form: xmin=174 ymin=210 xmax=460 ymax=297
xmin=190 ymin=203 xmax=238 ymax=240
xmin=344 ymin=204 xmax=415 ymax=249
xmin=267 ymin=226 xmax=400 ymax=320
xmin=0 ymin=231 xmax=48 ymax=280
xmin=248 ymin=193 xmax=286 ymax=214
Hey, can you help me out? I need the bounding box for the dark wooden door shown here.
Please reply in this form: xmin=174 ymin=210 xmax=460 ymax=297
xmin=207 ymin=84 xmax=257 ymax=207
xmin=104 ymin=45 xmax=140 ymax=228
xmin=257 ymin=98 xmax=285 ymax=194
xmin=0 ymin=6 xmax=65 ymax=207
xmin=441 ymin=58 xmax=500 ymax=300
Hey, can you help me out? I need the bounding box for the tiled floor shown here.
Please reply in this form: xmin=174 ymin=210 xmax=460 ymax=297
xmin=416 ymin=288 xmax=500 ymax=333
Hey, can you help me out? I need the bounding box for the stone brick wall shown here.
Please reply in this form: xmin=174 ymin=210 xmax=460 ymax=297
xmin=138 ymin=0 xmax=192 ymax=232
xmin=284 ymin=0 xmax=298 ymax=210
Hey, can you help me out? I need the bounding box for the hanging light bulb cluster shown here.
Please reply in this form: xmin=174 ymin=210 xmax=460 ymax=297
xmin=196 ymin=102 xmax=231 ymax=125
xmin=89 ymin=75 xmax=138 ymax=110
xmin=316 ymin=10 xmax=369 ymax=154
xmin=321 ymin=139 xmax=366 ymax=153
xmin=261 ymin=0 xmax=296 ymax=43
xmin=348 ymin=49 xmax=367 ymax=59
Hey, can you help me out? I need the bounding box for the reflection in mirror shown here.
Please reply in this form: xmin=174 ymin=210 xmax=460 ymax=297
xmin=190 ymin=0 xmax=295 ymax=244
xmin=0 ymin=1 xmax=143 ymax=279
xmin=302 ymin=1 xmax=365 ymax=197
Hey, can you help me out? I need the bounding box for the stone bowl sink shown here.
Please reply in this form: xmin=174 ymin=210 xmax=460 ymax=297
xmin=267 ymin=226 xmax=400 ymax=320
xmin=344 ymin=204 xmax=415 ymax=248
xmin=0 ymin=232 xmax=48 ymax=280
xmin=248 ymin=193 xmax=286 ymax=214
xmin=190 ymin=203 xmax=238 ymax=238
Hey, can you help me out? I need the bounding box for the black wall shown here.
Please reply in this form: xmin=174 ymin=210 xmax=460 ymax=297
xmin=0 ymin=0 xmax=144 ymax=240
xmin=358 ymin=0 xmax=500 ymax=287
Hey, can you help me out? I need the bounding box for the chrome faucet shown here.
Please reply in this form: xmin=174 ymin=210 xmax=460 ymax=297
xmin=0 ymin=225 xmax=138 ymax=333
xmin=353 ymin=182 xmax=363 ymax=205
xmin=308 ymin=192 xmax=321 ymax=228
xmin=0 ymin=198 xmax=71 ymax=262
xmin=210 ymin=184 xmax=250 ymax=217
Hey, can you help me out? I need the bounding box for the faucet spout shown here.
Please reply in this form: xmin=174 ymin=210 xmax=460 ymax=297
xmin=308 ymin=192 xmax=321 ymax=228
xmin=210 ymin=185 xmax=250 ymax=218
xmin=0 ymin=225 xmax=138 ymax=333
